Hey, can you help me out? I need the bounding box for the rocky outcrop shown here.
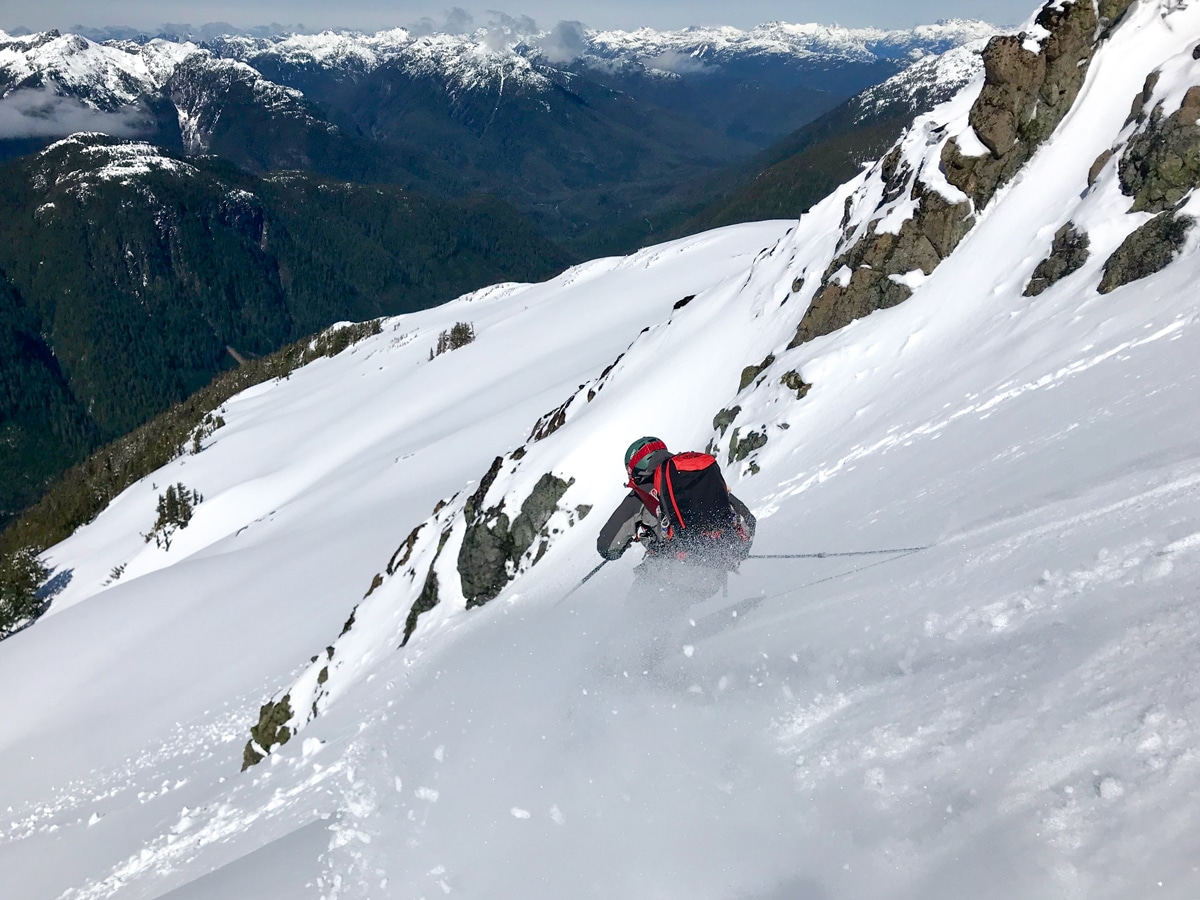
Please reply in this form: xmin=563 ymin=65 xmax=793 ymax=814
xmin=780 ymin=370 xmax=812 ymax=400
xmin=739 ymin=355 xmax=775 ymax=391
xmin=457 ymin=464 xmax=578 ymax=608
xmin=789 ymin=0 xmax=1107 ymax=350
xmin=1098 ymin=208 xmax=1195 ymax=294
xmin=727 ymin=427 xmax=768 ymax=466
xmin=1025 ymin=223 xmax=1091 ymax=296
xmin=1119 ymin=86 xmax=1200 ymax=212
xmin=242 ymin=695 xmax=293 ymax=770
xmin=789 ymin=186 xmax=971 ymax=348
xmin=942 ymin=0 xmax=1098 ymax=211
xmin=1098 ymin=0 xmax=1139 ymax=31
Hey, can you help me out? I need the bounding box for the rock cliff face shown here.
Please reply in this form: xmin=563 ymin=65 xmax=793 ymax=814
xmin=1025 ymin=224 xmax=1091 ymax=296
xmin=1119 ymin=84 xmax=1200 ymax=212
xmin=1099 ymin=210 xmax=1195 ymax=293
xmin=458 ymin=464 xmax=577 ymax=609
xmin=789 ymin=0 xmax=1123 ymax=349
xmin=941 ymin=0 xmax=1101 ymax=210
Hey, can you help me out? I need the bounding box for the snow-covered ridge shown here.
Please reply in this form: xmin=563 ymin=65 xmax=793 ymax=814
xmin=0 ymin=31 xmax=196 ymax=109
xmin=582 ymin=19 xmax=997 ymax=67
xmin=31 ymin=133 xmax=196 ymax=192
xmin=852 ymin=37 xmax=992 ymax=121
xmin=1 ymin=19 xmax=998 ymax=117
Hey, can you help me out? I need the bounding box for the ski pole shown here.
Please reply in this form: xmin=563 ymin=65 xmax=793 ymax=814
xmin=556 ymin=560 xmax=609 ymax=606
xmin=748 ymin=545 xmax=932 ymax=560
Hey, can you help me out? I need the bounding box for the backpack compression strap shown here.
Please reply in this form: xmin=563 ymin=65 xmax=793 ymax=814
xmin=654 ymin=459 xmax=686 ymax=530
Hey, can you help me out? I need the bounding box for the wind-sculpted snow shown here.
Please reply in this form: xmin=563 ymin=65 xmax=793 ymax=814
xmin=8 ymin=2 xmax=1200 ymax=898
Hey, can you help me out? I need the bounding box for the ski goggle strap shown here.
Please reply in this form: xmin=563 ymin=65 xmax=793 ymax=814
xmin=626 ymin=440 xmax=668 ymax=476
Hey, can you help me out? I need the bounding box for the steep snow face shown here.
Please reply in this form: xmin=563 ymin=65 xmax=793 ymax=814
xmin=6 ymin=2 xmax=1200 ymax=899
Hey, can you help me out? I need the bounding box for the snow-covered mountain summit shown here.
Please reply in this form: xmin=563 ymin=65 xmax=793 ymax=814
xmin=0 ymin=29 xmax=193 ymax=109
xmin=580 ymin=19 xmax=997 ymax=70
xmin=0 ymin=18 xmax=997 ymax=118
xmin=5 ymin=1 xmax=1200 ymax=898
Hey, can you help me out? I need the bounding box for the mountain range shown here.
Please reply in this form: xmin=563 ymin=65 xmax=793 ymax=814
xmin=0 ymin=21 xmax=996 ymax=246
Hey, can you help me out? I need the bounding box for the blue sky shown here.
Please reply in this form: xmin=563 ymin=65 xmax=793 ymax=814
xmin=4 ymin=1 xmax=1038 ymax=34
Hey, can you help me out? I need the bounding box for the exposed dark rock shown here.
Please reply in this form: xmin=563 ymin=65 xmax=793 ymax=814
xmin=713 ymin=406 xmax=741 ymax=437
xmin=739 ymin=354 xmax=775 ymax=391
xmin=673 ymin=295 xmax=696 ymax=310
xmin=943 ymin=0 xmax=1098 ymax=211
xmin=1126 ymin=72 xmax=1161 ymax=127
xmin=1119 ymin=86 xmax=1200 ymax=212
xmin=464 ymin=457 xmax=505 ymax=523
xmin=1025 ymin=223 xmax=1091 ymax=296
xmin=728 ymin=427 xmax=768 ymax=465
xmin=1098 ymin=210 xmax=1195 ymax=294
xmin=791 ymin=276 xmax=804 ymax=294
xmin=387 ymin=523 xmax=424 ymax=575
xmin=242 ymin=694 xmax=293 ymax=770
xmin=879 ymin=145 xmax=913 ymax=204
xmin=363 ymin=572 xmax=384 ymax=598
xmin=781 ymin=370 xmax=812 ymax=400
xmin=789 ymin=186 xmax=971 ymax=348
xmin=530 ymin=397 xmax=573 ymax=442
xmin=458 ymin=471 xmax=574 ymax=608
xmin=338 ymin=606 xmax=357 ymax=637
xmin=1098 ymin=0 xmax=1138 ymax=29
xmin=788 ymin=1 xmax=1105 ymax=351
xmin=1089 ymin=149 xmax=1115 ymax=187
xmin=402 ymin=568 xmax=440 ymax=646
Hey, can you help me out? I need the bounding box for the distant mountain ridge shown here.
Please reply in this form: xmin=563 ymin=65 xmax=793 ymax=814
xmin=1 ymin=21 xmax=995 ymax=251
xmin=669 ymin=37 xmax=995 ymax=235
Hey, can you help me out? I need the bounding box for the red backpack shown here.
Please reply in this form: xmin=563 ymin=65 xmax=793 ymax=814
xmin=630 ymin=452 xmax=740 ymax=552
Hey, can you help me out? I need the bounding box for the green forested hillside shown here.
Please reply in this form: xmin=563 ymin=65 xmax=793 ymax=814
xmin=0 ymin=134 xmax=571 ymax=528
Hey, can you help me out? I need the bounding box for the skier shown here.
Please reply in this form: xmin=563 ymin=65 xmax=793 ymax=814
xmin=596 ymin=436 xmax=755 ymax=601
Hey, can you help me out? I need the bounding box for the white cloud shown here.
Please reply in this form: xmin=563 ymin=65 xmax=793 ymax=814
xmin=0 ymin=85 xmax=153 ymax=139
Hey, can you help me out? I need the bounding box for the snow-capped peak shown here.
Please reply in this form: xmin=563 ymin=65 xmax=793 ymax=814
xmin=0 ymin=30 xmax=199 ymax=108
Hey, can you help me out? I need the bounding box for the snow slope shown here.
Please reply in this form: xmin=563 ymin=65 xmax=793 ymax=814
xmin=3 ymin=1 xmax=1200 ymax=898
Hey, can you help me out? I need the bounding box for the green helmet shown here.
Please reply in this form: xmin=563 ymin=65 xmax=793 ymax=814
xmin=625 ymin=436 xmax=667 ymax=477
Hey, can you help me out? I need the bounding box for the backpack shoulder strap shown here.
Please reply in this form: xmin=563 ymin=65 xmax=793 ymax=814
xmin=654 ymin=456 xmax=688 ymax=531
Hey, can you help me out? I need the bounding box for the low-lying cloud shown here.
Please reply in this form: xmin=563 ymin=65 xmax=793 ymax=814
xmin=408 ymin=7 xmax=475 ymax=37
xmin=641 ymin=49 xmax=710 ymax=74
xmin=477 ymin=11 xmax=538 ymax=51
xmin=0 ymin=84 xmax=154 ymax=139
xmin=533 ymin=20 xmax=587 ymax=64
